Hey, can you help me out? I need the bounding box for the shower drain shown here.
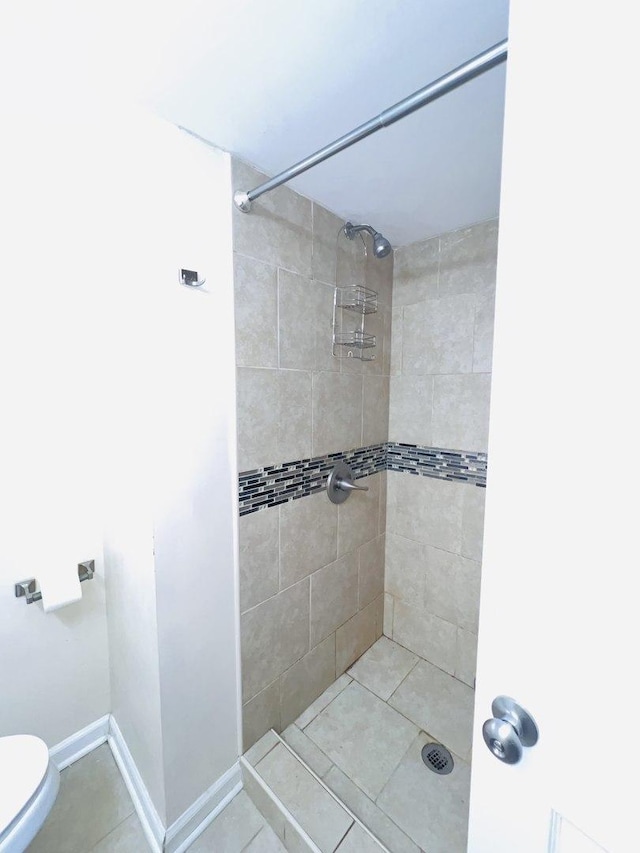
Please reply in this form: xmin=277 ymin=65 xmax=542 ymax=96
xmin=421 ymin=742 xmax=454 ymax=775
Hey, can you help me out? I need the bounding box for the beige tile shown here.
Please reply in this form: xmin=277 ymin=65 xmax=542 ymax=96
xmin=336 ymin=598 xmax=379 ymax=675
xmin=423 ymin=546 xmax=481 ymax=633
xmin=389 ymin=307 xmax=403 ymax=376
xmin=377 ymin=732 xmax=471 ymax=853
xmin=359 ymin=307 xmax=385 ymax=378
xmin=278 ymin=269 xmax=317 ymax=370
xmin=362 ymin=375 xmax=389 ymax=446
xmin=388 ymin=374 xmax=433 ymax=446
xmin=384 ymin=533 xmax=427 ymax=603
xmin=189 ymin=790 xmax=266 ymax=853
xmin=280 ymin=635 xmax=337 ymax=729
xmin=280 ymin=491 xmax=338 ymax=589
xmin=377 ymin=471 xmax=387 ymax=536
xmin=473 ymin=287 xmax=496 ymax=373
xmin=358 ymin=534 xmax=385 ymax=609
xmin=337 ymin=474 xmax=379 ymax=557
xmin=236 ymin=367 xmax=279 ymax=471
xmin=244 ymin=729 xmax=280 ymax=767
xmin=455 ymin=628 xmax=478 ymax=688
xmin=234 ymin=253 xmax=278 ymax=369
xmin=256 ymin=744 xmax=353 ymax=853
xmin=461 ymin=485 xmax=486 ymax=561
xmin=383 ymin=594 xmax=394 ymax=638
xmin=347 ymin=636 xmax=419 ymax=701
xmin=310 ymin=554 xmax=358 ymax=647
xmin=386 ymin=473 xmax=465 ymax=553
xmin=377 ymin=307 xmax=393 ymax=376
xmin=388 ymin=659 xmax=475 ymax=760
xmin=312 ymin=281 xmax=340 ymax=373
xmin=305 ymin=681 xmax=418 ymax=800
xmin=239 ymin=508 xmax=279 ymax=613
xmin=366 ymin=246 xmax=394 ymax=310
xmin=438 ymin=219 xmax=498 ymax=297
xmin=241 ymin=764 xmax=286 ymax=842
xmin=232 ymin=159 xmax=312 ymax=276
xmin=392 ymin=237 xmax=439 ymax=307
xmin=325 ymin=766 xmax=419 ymax=853
xmin=337 ymin=230 xmax=367 ymax=291
xmin=284 ymin=822 xmax=320 ymax=853
xmin=278 ymin=370 xmax=313 ymax=462
xmin=29 ymin=745 xmax=134 ymax=853
xmin=312 ymin=203 xmax=343 ymax=285
xmin=336 ymin=823 xmax=385 ymax=852
xmin=392 ymin=600 xmax=457 ymax=674
xmin=282 ymin=724 xmax=333 ymax=779
xmin=432 ymin=373 xmax=492 ymax=453
xmin=402 ymin=295 xmax=475 ymax=375
xmin=88 ymin=814 xmax=147 ymax=852
xmin=243 ymin=680 xmax=281 ymax=750
xmin=241 ymin=579 xmax=310 ymax=702
xmin=296 ymin=673 xmax=353 ymax=730
xmin=244 ymin=825 xmax=288 ymax=852
xmin=312 ymin=372 xmax=363 ymax=456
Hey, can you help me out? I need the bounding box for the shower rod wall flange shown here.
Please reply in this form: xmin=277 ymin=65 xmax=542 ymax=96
xmin=233 ymin=38 xmax=507 ymax=213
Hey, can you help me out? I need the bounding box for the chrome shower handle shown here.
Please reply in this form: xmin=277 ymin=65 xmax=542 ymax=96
xmin=336 ymin=476 xmax=369 ymax=493
xmin=327 ymin=462 xmax=369 ymax=504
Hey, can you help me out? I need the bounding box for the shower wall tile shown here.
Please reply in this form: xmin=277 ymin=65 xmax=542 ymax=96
xmin=363 ymin=375 xmax=390 ymax=447
xmin=392 ymin=600 xmax=457 ymax=676
xmin=277 ymin=369 xmax=312 ymax=463
xmin=337 ymin=474 xmax=380 ymax=557
xmin=336 ymin=595 xmax=384 ymax=675
xmin=232 ymin=159 xmax=312 ymax=276
xmin=241 ymin=577 xmax=310 ymax=702
xmin=280 ymin=634 xmax=337 ymax=729
xmin=358 ymin=534 xmax=385 ymax=609
xmin=402 ymin=294 xmax=476 ymax=376
xmin=243 ymin=679 xmax=281 ymax=751
xmin=378 ymin=471 xmax=387 ymax=536
xmin=310 ymin=553 xmax=359 ymax=647
xmin=386 ymin=471 xmax=465 ymax=554
xmin=455 ymin=629 xmax=478 ymax=688
xmin=388 ymin=374 xmax=434 ymax=446
xmin=236 ymin=367 xmax=280 ymax=471
xmin=312 ymin=282 xmax=340 ymax=373
xmin=280 ymin=491 xmax=338 ymax=589
xmin=432 ymin=373 xmax=492 ymax=453
xmin=390 ymin=307 xmax=403 ymax=376
xmin=423 ymin=548 xmax=481 ymax=634
xmin=461 ymin=485 xmax=486 ymax=562
xmin=366 ymin=249 xmax=394 ymax=310
xmin=312 ymin=372 xmax=363 ymax=456
xmin=278 ymin=268 xmax=317 ymax=370
xmin=393 ymin=236 xmax=439 ymax=307
xmin=234 ymin=253 xmax=279 ymax=369
xmin=239 ymin=507 xmax=280 ymax=613
xmin=438 ymin=219 xmax=499 ymax=297
xmin=385 ymin=533 xmax=427 ymax=604
xmin=312 ymin=203 xmax=343 ymax=285
xmin=473 ymin=287 xmax=496 ymax=373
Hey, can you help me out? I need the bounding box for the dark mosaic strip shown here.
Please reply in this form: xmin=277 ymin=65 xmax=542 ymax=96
xmin=238 ymin=442 xmax=486 ymax=516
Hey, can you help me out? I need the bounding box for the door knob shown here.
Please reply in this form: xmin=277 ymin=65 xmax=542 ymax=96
xmin=482 ymin=696 xmax=539 ymax=764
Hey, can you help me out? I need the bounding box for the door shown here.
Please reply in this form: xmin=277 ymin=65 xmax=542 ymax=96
xmin=467 ymin=1 xmax=639 ymax=851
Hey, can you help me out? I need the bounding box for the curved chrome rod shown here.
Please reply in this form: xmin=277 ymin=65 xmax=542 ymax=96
xmin=234 ymin=39 xmax=507 ymax=212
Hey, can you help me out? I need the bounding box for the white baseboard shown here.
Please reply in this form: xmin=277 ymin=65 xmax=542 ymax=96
xmin=49 ymin=715 xmax=110 ymax=771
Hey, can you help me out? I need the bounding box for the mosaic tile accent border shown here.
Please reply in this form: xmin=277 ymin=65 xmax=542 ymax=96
xmin=239 ymin=442 xmax=487 ymax=516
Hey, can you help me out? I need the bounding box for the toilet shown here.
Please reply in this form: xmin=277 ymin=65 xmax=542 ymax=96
xmin=0 ymin=735 xmax=60 ymax=852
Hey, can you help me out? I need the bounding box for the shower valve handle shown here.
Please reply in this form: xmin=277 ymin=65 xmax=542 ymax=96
xmin=336 ymin=476 xmax=369 ymax=493
xmin=327 ymin=462 xmax=368 ymax=504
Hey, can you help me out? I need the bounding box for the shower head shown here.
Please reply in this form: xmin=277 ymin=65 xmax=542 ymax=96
xmin=344 ymin=222 xmax=392 ymax=259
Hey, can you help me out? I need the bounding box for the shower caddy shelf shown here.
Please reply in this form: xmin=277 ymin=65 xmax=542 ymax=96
xmin=332 ymin=285 xmax=378 ymax=361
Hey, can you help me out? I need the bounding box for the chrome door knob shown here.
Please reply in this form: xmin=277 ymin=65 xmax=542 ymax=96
xmin=482 ymin=696 xmax=539 ymax=765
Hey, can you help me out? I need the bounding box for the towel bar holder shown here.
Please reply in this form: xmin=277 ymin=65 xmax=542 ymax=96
xmin=15 ymin=560 xmax=95 ymax=605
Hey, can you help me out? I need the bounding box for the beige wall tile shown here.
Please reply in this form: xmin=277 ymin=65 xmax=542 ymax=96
xmin=366 ymin=247 xmax=394 ymax=310
xmin=280 ymin=634 xmax=337 ymax=729
xmin=312 ymin=281 xmax=340 ymax=373
xmin=232 ymin=159 xmax=312 ymax=276
xmin=310 ymin=553 xmax=359 ymax=647
xmin=386 ymin=472 xmax=465 ymax=553
xmin=312 ymin=372 xmax=363 ymax=456
xmin=390 ymin=307 xmax=403 ymax=376
xmin=241 ymin=578 xmax=310 ymax=702
xmin=234 ymin=253 xmax=278 ymax=369
xmin=242 ymin=678 xmax=281 ymax=751
xmin=455 ymin=629 xmax=478 ymax=688
xmin=439 ymin=219 xmax=498 ymax=297
xmin=362 ymin=375 xmax=390 ymax=446
xmin=402 ymin=295 xmax=475 ymax=375
xmin=388 ymin=374 xmax=433 ymax=446
xmin=385 ymin=533 xmax=427 ymax=603
xmin=336 ymin=597 xmax=380 ymax=675
xmin=393 ymin=237 xmax=439 ymax=307
xmin=461 ymin=485 xmax=486 ymax=562
xmin=473 ymin=287 xmax=496 ymax=373
xmin=432 ymin=373 xmax=492 ymax=453
xmin=239 ymin=508 xmax=279 ymax=613
xmin=278 ymin=268 xmax=316 ymax=370
xmin=378 ymin=471 xmax=387 ymax=536
xmin=423 ymin=547 xmax=481 ymax=633
xmin=277 ymin=370 xmax=312 ymax=462
xmin=312 ymin=203 xmax=343 ymax=285
xmin=358 ymin=534 xmax=385 ymax=609
xmin=392 ymin=600 xmax=457 ymax=675
xmin=383 ymin=593 xmax=394 ymax=638
xmin=280 ymin=491 xmax=338 ymax=589
xmin=338 ymin=474 xmax=380 ymax=557
xmin=236 ymin=367 xmax=279 ymax=471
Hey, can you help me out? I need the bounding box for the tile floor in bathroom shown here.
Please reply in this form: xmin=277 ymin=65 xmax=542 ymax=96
xmin=27 ymin=744 xmax=285 ymax=853
xmin=248 ymin=636 xmax=475 ymax=853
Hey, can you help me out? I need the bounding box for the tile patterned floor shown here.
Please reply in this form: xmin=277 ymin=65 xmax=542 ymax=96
xmin=28 ymin=744 xmax=285 ymax=852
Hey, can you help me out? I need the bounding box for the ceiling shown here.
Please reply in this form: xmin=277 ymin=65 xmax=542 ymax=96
xmin=4 ymin=0 xmax=510 ymax=247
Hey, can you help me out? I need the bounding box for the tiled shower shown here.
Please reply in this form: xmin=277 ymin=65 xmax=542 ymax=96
xmin=232 ymin=156 xmax=497 ymax=850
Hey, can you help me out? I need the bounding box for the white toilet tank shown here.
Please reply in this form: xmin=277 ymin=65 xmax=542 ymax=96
xmin=0 ymin=735 xmax=60 ymax=853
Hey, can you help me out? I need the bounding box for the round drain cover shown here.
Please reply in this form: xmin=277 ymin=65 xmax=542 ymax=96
xmin=421 ymin=742 xmax=454 ymax=775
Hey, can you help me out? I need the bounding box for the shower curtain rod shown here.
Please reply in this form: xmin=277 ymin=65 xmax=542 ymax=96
xmin=234 ymin=38 xmax=508 ymax=213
